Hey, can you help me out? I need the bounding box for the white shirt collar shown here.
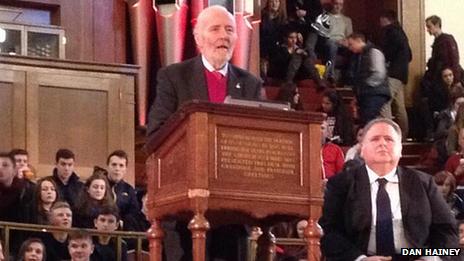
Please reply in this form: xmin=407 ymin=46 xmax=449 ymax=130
xmin=366 ymin=165 xmax=398 ymax=184
xmin=201 ymin=55 xmax=228 ymax=76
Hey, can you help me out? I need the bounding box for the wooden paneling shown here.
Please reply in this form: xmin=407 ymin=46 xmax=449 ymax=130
xmin=0 ymin=82 xmax=14 ymax=152
xmin=0 ymin=69 xmax=26 ymax=152
xmin=1 ymin=0 xmax=127 ymax=63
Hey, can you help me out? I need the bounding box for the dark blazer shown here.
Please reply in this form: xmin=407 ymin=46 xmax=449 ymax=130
xmin=319 ymin=164 xmax=460 ymax=261
xmin=147 ymin=56 xmax=263 ymax=137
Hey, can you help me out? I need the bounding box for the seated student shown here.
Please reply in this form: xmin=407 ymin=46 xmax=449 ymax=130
xmin=40 ymin=202 xmax=72 ymax=261
xmin=32 ymin=177 xmax=60 ymax=225
xmin=17 ymin=238 xmax=46 ymax=261
xmin=9 ymin=149 xmax=32 ymax=180
xmin=67 ymin=230 xmax=94 ymax=261
xmin=435 ymin=92 xmax=464 ymax=166
xmin=105 ymin=150 xmax=140 ymax=231
xmin=276 ymin=83 xmax=303 ymax=111
xmin=319 ymin=89 xmax=355 ymax=146
xmin=73 ymin=172 xmax=117 ymax=228
xmin=48 ymin=149 xmax=84 ymax=210
xmin=0 ymin=152 xmax=35 ymax=256
xmin=268 ymin=28 xmax=323 ymax=86
xmin=447 ymin=108 xmax=464 ymax=157
xmin=92 ymin=206 xmax=128 ymax=261
xmin=433 ymin=170 xmax=464 ymax=218
xmin=321 ymin=120 xmax=344 ymax=182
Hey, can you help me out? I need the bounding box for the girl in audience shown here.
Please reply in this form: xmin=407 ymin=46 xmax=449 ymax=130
xmin=73 ymin=172 xmax=117 ymax=228
xmin=276 ymin=83 xmax=303 ymax=110
xmin=442 ymin=67 xmax=464 ymax=97
xmin=320 ymin=89 xmax=355 ymax=146
xmin=16 ymin=238 xmax=46 ymax=261
xmin=32 ymin=177 xmax=59 ymax=225
xmin=433 ymin=170 xmax=464 ymax=218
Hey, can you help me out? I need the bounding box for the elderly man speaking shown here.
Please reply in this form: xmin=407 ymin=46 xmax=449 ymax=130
xmin=147 ymin=5 xmax=263 ymax=137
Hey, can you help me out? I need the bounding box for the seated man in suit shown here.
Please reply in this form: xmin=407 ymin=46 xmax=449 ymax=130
xmin=147 ymin=5 xmax=262 ymax=261
xmin=146 ymin=5 xmax=263 ymax=137
xmin=319 ymin=118 xmax=460 ymax=261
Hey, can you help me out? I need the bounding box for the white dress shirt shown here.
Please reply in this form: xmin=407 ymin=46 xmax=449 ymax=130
xmin=354 ymin=165 xmax=440 ymax=261
xmin=201 ymin=55 xmax=228 ymax=76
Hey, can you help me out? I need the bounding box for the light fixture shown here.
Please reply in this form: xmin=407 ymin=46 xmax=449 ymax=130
xmin=0 ymin=28 xmax=6 ymax=43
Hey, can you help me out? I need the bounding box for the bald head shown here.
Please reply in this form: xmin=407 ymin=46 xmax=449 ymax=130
xmin=194 ymin=5 xmax=237 ymax=70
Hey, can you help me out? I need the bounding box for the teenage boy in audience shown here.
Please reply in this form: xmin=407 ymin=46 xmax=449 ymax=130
xmin=0 ymin=152 xmax=35 ymax=256
xmin=41 ymin=202 xmax=72 ymax=261
xmin=9 ymin=149 xmax=31 ymax=179
xmin=68 ymin=229 xmax=94 ymax=261
xmin=92 ymin=206 xmax=128 ymax=261
xmin=106 ymin=150 xmax=140 ymax=230
xmin=49 ymin=149 xmax=84 ymax=210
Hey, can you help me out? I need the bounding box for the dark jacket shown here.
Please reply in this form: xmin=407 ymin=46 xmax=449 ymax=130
xmin=286 ymin=0 xmax=323 ymax=26
xmin=426 ymin=33 xmax=462 ymax=83
xmin=0 ymin=177 xmax=35 ymax=223
xmin=380 ymin=23 xmax=412 ymax=84
xmin=352 ymin=43 xmax=390 ymax=99
xmin=109 ymin=179 xmax=140 ymax=226
xmin=92 ymin=238 xmax=128 ymax=261
xmin=40 ymin=233 xmax=70 ymax=261
xmin=50 ymin=169 xmax=84 ymax=210
xmin=319 ymin=164 xmax=460 ymax=261
xmin=147 ymin=56 xmax=262 ymax=136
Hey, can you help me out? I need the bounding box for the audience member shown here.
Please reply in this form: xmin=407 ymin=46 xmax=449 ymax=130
xmin=378 ymin=10 xmax=412 ymax=138
xmin=49 ymin=149 xmax=84 ymax=210
xmin=320 ymin=118 xmax=459 ymax=260
xmin=443 ymin=67 xmax=464 ymax=95
xmin=445 ymin=127 xmax=464 ymax=190
xmin=276 ymin=83 xmax=303 ymax=110
xmin=326 ymin=0 xmax=352 ymax=82
xmin=146 ymin=5 xmax=262 ymax=136
xmin=32 ymin=177 xmax=59 ymax=225
xmin=0 ymin=241 xmax=4 ymax=261
xmin=269 ymin=28 xmax=321 ymax=85
xmin=446 ymin=107 xmax=464 ymax=156
xmin=344 ymin=126 xmax=363 ymax=162
xmin=347 ymin=32 xmax=391 ymax=126
xmin=16 ymin=238 xmax=46 ymax=261
xmin=460 ymin=221 xmax=464 ymax=247
xmin=91 ymin=206 xmax=128 ymax=261
xmin=260 ymin=0 xmax=287 ymax=72
xmin=67 ymin=230 xmax=94 ymax=261
xmin=285 ymin=0 xmax=326 ymax=87
xmin=73 ymin=172 xmax=117 ymax=228
xmin=424 ymin=15 xmax=463 ymax=88
xmin=9 ymin=149 xmax=31 ymax=180
xmin=433 ymin=170 xmax=464 ymax=219
xmin=105 ymin=150 xmax=140 ymax=231
xmin=321 ymin=120 xmax=344 ymax=182
xmin=435 ymin=92 xmax=464 ymax=166
xmin=40 ymin=202 xmax=72 ymax=261
xmin=320 ymin=89 xmax=355 ymax=146
xmin=0 ymin=152 xmax=35 ymax=223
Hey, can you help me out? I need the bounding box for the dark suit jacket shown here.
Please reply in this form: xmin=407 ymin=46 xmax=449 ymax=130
xmin=319 ymin=164 xmax=460 ymax=261
xmin=147 ymin=56 xmax=263 ymax=136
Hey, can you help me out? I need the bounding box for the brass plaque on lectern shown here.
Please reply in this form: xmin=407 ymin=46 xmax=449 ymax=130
xmin=215 ymin=126 xmax=302 ymax=185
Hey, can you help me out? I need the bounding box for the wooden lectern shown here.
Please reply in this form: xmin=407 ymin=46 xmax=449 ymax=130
xmin=145 ymin=101 xmax=325 ymax=261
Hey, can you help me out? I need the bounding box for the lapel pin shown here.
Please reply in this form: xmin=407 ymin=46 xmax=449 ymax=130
xmin=236 ymin=83 xmax=241 ymax=89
